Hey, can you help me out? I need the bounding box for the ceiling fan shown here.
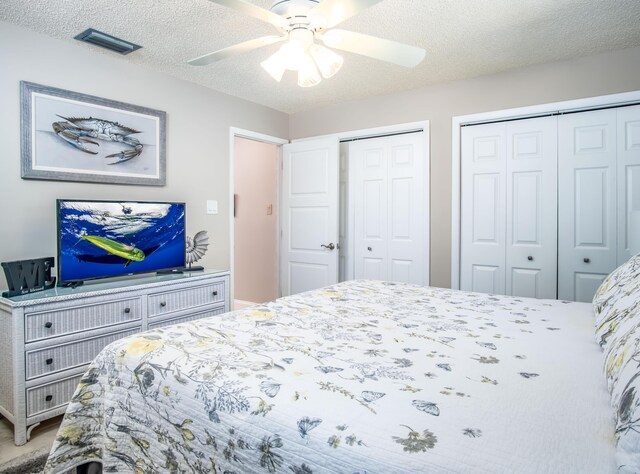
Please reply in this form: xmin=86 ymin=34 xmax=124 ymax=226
xmin=188 ymin=0 xmax=426 ymax=87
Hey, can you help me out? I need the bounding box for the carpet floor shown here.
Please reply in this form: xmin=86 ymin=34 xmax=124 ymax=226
xmin=0 ymin=447 xmax=48 ymax=474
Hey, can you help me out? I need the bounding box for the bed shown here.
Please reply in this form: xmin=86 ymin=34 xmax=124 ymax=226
xmin=44 ymin=272 xmax=640 ymax=473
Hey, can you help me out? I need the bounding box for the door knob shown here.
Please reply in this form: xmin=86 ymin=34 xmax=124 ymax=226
xmin=321 ymin=243 xmax=335 ymax=250
xmin=367 ymin=247 xmax=372 ymax=251
xmin=584 ymin=257 xmax=590 ymax=263
xmin=527 ymin=256 xmax=533 ymax=261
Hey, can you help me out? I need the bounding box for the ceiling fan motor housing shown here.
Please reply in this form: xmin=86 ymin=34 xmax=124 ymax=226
xmin=270 ymin=0 xmax=319 ymax=24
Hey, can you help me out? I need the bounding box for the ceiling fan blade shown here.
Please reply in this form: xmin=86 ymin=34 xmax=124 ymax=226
xmin=309 ymin=0 xmax=384 ymax=29
xmin=188 ymin=35 xmax=286 ymax=66
xmin=208 ymin=0 xmax=289 ymax=30
xmin=320 ymin=29 xmax=425 ymax=68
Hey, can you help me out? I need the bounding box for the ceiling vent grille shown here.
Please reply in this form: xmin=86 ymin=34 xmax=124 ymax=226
xmin=74 ymin=28 xmax=142 ymax=55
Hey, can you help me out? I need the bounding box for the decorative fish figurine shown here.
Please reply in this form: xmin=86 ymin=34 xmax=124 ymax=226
xmin=412 ymin=400 xmax=440 ymax=416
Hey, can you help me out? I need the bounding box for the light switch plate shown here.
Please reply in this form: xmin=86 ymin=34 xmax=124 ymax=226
xmin=206 ymin=200 xmax=218 ymax=215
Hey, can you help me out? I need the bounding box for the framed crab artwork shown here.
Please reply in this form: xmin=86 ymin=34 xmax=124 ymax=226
xmin=20 ymin=81 xmax=166 ymax=186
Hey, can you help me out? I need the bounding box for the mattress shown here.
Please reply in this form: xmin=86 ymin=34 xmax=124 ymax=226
xmin=45 ymin=280 xmax=616 ymax=473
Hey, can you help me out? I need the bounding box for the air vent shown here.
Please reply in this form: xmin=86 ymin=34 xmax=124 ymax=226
xmin=74 ymin=28 xmax=142 ymax=55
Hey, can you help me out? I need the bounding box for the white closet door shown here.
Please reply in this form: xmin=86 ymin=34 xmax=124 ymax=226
xmin=460 ymin=123 xmax=507 ymax=294
xmin=352 ymin=132 xmax=426 ymax=284
xmin=386 ymin=133 xmax=426 ymax=284
xmin=280 ymin=137 xmax=339 ymax=296
xmin=505 ymin=117 xmax=558 ymax=299
xmin=617 ymin=105 xmax=640 ymax=264
xmin=353 ymin=140 xmax=388 ymax=280
xmin=558 ymin=109 xmax=617 ymax=302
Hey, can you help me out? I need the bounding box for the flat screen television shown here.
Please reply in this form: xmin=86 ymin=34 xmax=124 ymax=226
xmin=57 ymin=199 xmax=186 ymax=285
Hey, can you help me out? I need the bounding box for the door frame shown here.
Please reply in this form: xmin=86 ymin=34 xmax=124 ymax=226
xmin=229 ymin=127 xmax=288 ymax=309
xmin=451 ymin=90 xmax=640 ymax=290
xmin=296 ymin=120 xmax=430 ymax=285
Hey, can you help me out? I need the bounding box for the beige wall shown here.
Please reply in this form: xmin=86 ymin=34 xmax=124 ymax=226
xmin=0 ymin=21 xmax=288 ymax=290
xmin=289 ymin=46 xmax=640 ymax=288
xmin=234 ymin=137 xmax=278 ymax=303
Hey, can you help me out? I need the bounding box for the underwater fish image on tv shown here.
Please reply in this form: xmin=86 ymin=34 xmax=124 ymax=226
xmin=57 ymin=199 xmax=186 ymax=284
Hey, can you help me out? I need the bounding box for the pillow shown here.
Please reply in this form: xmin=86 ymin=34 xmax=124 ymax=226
xmin=593 ymin=254 xmax=640 ymax=349
xmin=603 ymin=320 xmax=640 ymax=473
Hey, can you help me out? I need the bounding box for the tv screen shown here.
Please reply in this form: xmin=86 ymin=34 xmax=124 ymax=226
xmin=57 ymin=199 xmax=186 ymax=284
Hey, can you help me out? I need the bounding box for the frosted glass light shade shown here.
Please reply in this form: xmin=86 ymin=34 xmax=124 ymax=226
xmin=310 ymin=44 xmax=343 ymax=79
xmin=261 ymin=51 xmax=286 ymax=82
xmin=297 ymin=53 xmax=322 ymax=88
xmin=279 ymin=40 xmax=306 ymax=71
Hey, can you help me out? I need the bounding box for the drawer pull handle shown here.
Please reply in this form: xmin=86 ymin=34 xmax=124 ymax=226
xmin=44 ymin=322 xmax=53 ymax=329
xmin=584 ymin=257 xmax=590 ymax=263
xmin=160 ymin=302 xmax=167 ymax=307
xmin=212 ymin=291 xmax=218 ymax=296
xmin=45 ymin=395 xmax=53 ymax=402
xmin=45 ymin=358 xmax=53 ymax=365
xmin=527 ymin=256 xmax=533 ymax=261
xmin=124 ymin=307 xmax=131 ymax=314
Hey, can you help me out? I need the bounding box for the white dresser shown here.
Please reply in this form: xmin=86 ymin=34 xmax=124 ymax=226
xmin=0 ymin=269 xmax=229 ymax=445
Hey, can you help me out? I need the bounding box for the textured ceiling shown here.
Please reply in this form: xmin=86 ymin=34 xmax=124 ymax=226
xmin=2 ymin=0 xmax=640 ymax=113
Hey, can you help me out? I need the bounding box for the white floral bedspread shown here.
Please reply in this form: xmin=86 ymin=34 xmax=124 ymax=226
xmin=45 ymin=280 xmax=616 ymax=473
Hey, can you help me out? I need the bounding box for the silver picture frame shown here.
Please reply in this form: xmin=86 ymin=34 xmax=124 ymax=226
xmin=21 ymin=81 xmax=166 ymax=186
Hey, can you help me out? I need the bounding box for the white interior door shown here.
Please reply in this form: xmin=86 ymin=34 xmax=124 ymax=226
xmin=617 ymin=105 xmax=640 ymax=264
xmin=505 ymin=117 xmax=558 ymax=299
xmin=280 ymin=137 xmax=339 ymax=296
xmin=558 ymin=109 xmax=618 ymax=302
xmin=460 ymin=123 xmax=507 ymax=294
xmin=351 ymin=132 xmax=427 ymax=285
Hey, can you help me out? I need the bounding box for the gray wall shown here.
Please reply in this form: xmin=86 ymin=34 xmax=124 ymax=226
xmin=0 ymin=21 xmax=288 ymax=290
xmin=289 ymin=46 xmax=640 ymax=288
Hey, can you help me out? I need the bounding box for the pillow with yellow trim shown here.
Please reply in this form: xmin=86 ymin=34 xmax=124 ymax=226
xmin=603 ymin=319 xmax=640 ymax=473
xmin=593 ymin=254 xmax=640 ymax=349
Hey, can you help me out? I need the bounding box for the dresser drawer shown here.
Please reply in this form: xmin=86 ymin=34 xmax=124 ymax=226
xmin=26 ymin=327 xmax=140 ymax=380
xmin=148 ymin=281 xmax=225 ymax=317
xmin=149 ymin=306 xmax=227 ymax=330
xmin=25 ymin=298 xmax=142 ymax=342
xmin=26 ymin=374 xmax=83 ymax=417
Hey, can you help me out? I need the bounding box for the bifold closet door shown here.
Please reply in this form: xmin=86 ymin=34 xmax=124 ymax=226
xmin=558 ymin=109 xmax=617 ymax=302
xmin=460 ymin=123 xmax=507 ymax=294
xmin=461 ymin=117 xmax=557 ymax=297
xmin=617 ymin=105 xmax=640 ymax=264
xmin=351 ymin=132 xmax=426 ymax=284
xmin=505 ymin=117 xmax=558 ymax=299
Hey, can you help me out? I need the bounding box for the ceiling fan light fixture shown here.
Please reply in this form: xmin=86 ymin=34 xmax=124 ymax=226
xmin=261 ymin=51 xmax=286 ymax=82
xmin=309 ymin=44 xmax=343 ymax=79
xmin=279 ymin=39 xmax=307 ymax=71
xmin=297 ymin=53 xmax=322 ymax=88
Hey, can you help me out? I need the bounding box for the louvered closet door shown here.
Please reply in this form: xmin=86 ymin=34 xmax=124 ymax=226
xmin=558 ymin=109 xmax=617 ymax=302
xmin=617 ymin=105 xmax=640 ymax=264
xmin=460 ymin=123 xmax=507 ymax=294
xmin=505 ymin=117 xmax=558 ymax=299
